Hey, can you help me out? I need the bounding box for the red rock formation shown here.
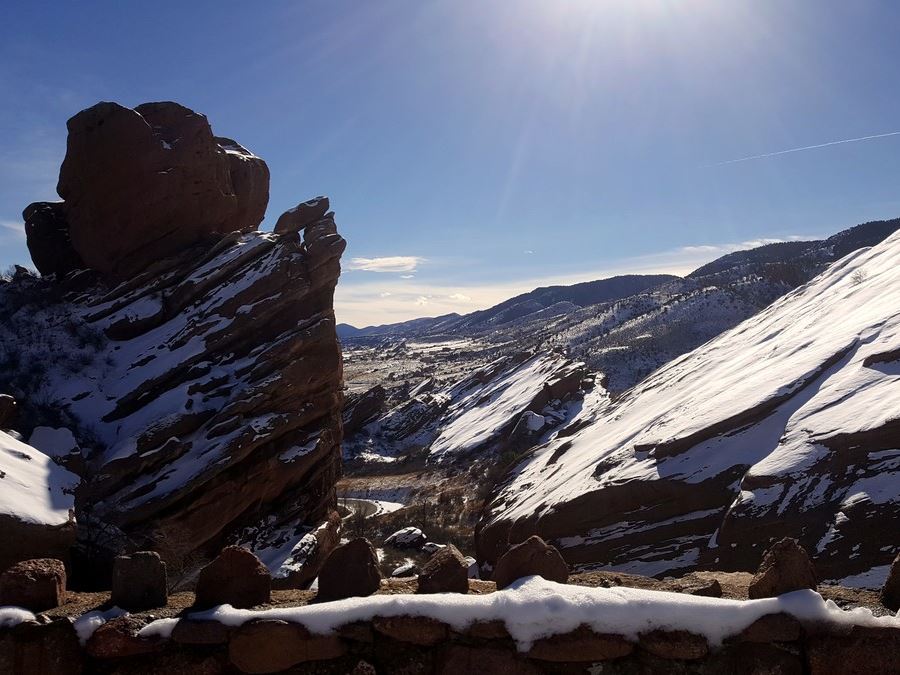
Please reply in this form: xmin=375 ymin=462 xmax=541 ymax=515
xmin=2 ymin=101 xmax=345 ymax=584
xmin=57 ymin=101 xmax=269 ymax=277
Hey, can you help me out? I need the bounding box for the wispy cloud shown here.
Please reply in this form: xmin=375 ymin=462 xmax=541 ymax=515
xmin=0 ymin=220 xmax=25 ymax=240
xmin=710 ymin=131 xmax=900 ymax=166
xmin=345 ymin=255 xmax=424 ymax=273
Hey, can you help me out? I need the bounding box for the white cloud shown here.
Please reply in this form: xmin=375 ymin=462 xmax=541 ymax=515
xmin=415 ymin=296 xmax=429 ymax=306
xmin=400 ymin=274 xmax=415 ymax=279
xmin=524 ymin=249 xmax=534 ymax=255
xmin=378 ymin=291 xmax=392 ymax=298
xmin=345 ymin=256 xmax=424 ymax=273
xmin=448 ymin=293 xmax=471 ymax=301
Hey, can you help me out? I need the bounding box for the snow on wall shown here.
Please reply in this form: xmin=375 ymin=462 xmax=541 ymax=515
xmin=136 ymin=576 xmax=900 ymax=651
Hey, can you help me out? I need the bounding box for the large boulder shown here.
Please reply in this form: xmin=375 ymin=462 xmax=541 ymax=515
xmin=273 ymin=196 xmax=330 ymax=235
xmin=56 ymin=101 xmax=269 ymax=276
xmin=881 ymin=553 xmax=900 ymax=611
xmin=317 ymin=538 xmax=382 ymax=601
xmin=0 ymin=558 xmax=66 ymax=611
xmin=111 ymin=551 xmax=167 ymax=610
xmin=271 ymin=512 xmax=342 ymax=590
xmin=22 ymin=202 xmax=84 ymax=278
xmin=384 ymin=526 xmax=426 ymax=550
xmin=748 ymin=538 xmax=817 ymax=599
xmin=194 ymin=546 xmax=271 ymax=609
xmin=492 ymin=536 xmax=569 ymax=590
xmin=418 ymin=544 xmax=469 ymax=594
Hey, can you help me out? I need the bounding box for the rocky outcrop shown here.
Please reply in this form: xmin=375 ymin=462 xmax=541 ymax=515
xmin=417 ymin=544 xmax=468 ymax=594
xmin=342 ymin=385 xmax=386 ymax=435
xmin=22 ymin=202 xmax=83 ymax=278
xmin=274 ymin=196 xmax=330 ymax=235
xmin=317 ymin=538 xmax=382 ymax=601
xmin=748 ymin=539 xmax=817 ymax=599
xmin=491 ymin=536 xmax=569 ymax=590
xmin=0 ymin=559 xmax=66 ymax=611
xmin=194 ymin=546 xmax=271 ymax=609
xmin=111 ymin=551 xmax=167 ymax=610
xmin=1 ymin=101 xmax=346 ymax=584
xmin=55 ymin=101 xmax=269 ymax=277
xmin=478 ymin=232 xmax=900 ymax=582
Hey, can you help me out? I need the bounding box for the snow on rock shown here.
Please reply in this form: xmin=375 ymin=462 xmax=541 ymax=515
xmin=0 ymin=607 xmax=36 ymax=628
xmin=344 ymin=350 xmax=586 ymax=463
xmin=479 ymin=231 xmax=900 ymax=581
xmin=0 ymin=223 xmax=346 ymax=569
xmin=384 ymin=527 xmax=426 ymax=549
xmin=137 ymin=576 xmax=900 ymax=652
xmin=73 ymin=607 xmax=128 ymax=645
xmin=0 ymin=430 xmax=78 ymax=526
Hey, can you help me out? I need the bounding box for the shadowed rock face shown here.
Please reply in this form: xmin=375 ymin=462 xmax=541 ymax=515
xmin=22 ymin=202 xmax=83 ymax=278
xmin=56 ymin=101 xmax=269 ymax=277
xmin=2 ymin=101 xmax=345 ymax=584
xmin=66 ymin=219 xmax=346 ymax=582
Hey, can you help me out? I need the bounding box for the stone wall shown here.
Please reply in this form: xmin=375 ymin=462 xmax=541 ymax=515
xmin=2 ymin=611 xmax=899 ymax=674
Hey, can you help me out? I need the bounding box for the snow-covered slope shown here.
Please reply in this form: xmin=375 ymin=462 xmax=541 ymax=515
xmin=0 ymin=430 xmax=78 ymax=569
xmin=343 ymin=351 xmax=588 ymax=463
xmin=0 ymin=430 xmax=78 ymax=526
xmin=478 ymin=231 xmax=900 ymax=583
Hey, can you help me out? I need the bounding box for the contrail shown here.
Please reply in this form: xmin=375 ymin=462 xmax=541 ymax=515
xmin=709 ymin=130 xmax=900 ymax=166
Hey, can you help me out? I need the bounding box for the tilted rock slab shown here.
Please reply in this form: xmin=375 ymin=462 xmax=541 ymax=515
xmin=1 ymin=218 xmax=345 ymax=576
xmin=478 ymin=231 xmax=900 ymax=581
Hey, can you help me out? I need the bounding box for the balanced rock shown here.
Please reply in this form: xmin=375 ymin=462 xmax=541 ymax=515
xmin=317 ymin=538 xmax=381 ymax=601
xmin=492 ymin=536 xmax=569 ymax=590
xmin=384 ymin=526 xmax=426 ymax=550
xmin=748 ymin=538 xmax=817 ymax=599
xmin=0 ymin=394 xmax=15 ymax=428
xmin=22 ymin=202 xmax=83 ymax=278
xmin=0 ymin=558 xmax=66 ymax=611
xmin=881 ymin=553 xmax=900 ymax=611
xmin=56 ymin=101 xmax=269 ymax=276
xmin=274 ymin=196 xmax=330 ymax=235
xmin=418 ymin=544 xmax=469 ymax=594
xmin=194 ymin=546 xmax=271 ymax=609
xmin=111 ymin=551 xmax=167 ymax=610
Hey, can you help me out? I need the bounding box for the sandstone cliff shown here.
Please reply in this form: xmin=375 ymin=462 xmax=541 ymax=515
xmin=1 ymin=101 xmax=346 ymax=584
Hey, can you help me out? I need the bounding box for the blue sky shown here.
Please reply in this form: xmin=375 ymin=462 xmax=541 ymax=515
xmin=2 ymin=1 xmax=899 ymax=326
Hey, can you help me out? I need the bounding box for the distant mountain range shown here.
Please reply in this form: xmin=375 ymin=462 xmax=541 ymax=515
xmin=339 ymin=218 xmax=900 ymax=392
